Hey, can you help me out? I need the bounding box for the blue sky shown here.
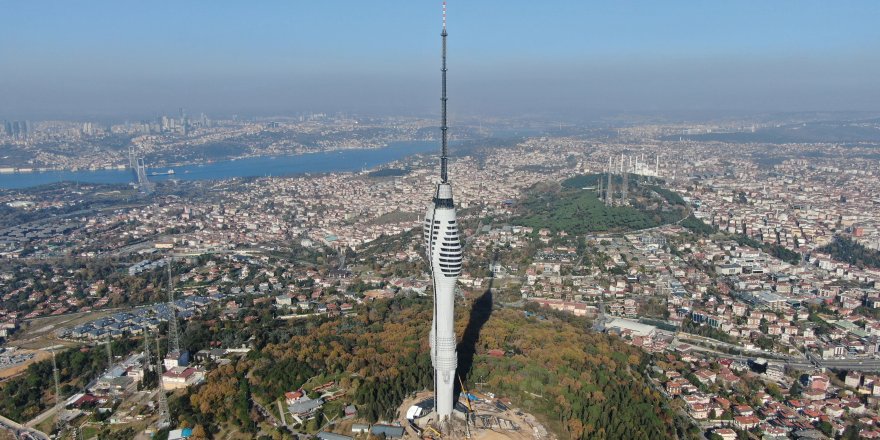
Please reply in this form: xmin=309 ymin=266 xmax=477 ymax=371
xmin=1 ymin=1 xmax=879 ymax=119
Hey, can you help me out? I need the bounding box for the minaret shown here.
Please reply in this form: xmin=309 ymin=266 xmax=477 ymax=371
xmin=620 ymin=155 xmax=629 ymax=205
xmin=605 ymin=156 xmax=613 ymax=206
xmin=423 ymin=0 xmax=461 ymax=424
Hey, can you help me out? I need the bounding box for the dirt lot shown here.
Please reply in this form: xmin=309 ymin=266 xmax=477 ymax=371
xmin=0 ymin=310 xmax=110 ymax=381
xmin=0 ymin=349 xmax=52 ymax=380
xmin=14 ymin=310 xmax=113 ymax=346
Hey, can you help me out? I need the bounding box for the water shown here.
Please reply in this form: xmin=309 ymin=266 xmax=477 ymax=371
xmin=0 ymin=140 xmax=437 ymax=189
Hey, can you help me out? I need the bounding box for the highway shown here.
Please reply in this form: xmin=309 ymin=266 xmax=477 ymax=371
xmin=813 ymin=356 xmax=880 ymax=372
xmin=594 ymin=310 xmax=880 ymax=373
xmin=673 ymin=334 xmax=880 ymax=372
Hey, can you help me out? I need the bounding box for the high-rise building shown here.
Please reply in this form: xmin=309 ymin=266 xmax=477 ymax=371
xmin=4 ymin=121 xmax=31 ymax=140
xmin=423 ymin=1 xmax=461 ymax=425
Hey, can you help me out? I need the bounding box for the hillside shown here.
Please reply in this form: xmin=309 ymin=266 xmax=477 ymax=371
xmin=178 ymin=294 xmax=690 ymax=440
xmin=0 ymin=339 xmax=138 ymax=422
xmin=514 ymin=174 xmax=688 ymax=235
xmin=818 ymin=235 xmax=880 ymax=269
xmin=465 ymin=300 xmax=691 ymax=439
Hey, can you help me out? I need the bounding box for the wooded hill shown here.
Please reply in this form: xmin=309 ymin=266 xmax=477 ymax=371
xmin=819 ymin=235 xmax=880 ymax=269
xmin=514 ymin=174 xmax=688 ymax=235
xmin=183 ymin=294 xmax=691 ymax=439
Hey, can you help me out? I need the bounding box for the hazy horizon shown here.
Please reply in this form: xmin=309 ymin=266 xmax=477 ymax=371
xmin=2 ymin=1 xmax=879 ymax=120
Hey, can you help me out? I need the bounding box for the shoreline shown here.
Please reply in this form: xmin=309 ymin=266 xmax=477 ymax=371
xmin=0 ymin=140 xmax=440 ymax=190
xmin=0 ymin=140 xmax=439 ymax=174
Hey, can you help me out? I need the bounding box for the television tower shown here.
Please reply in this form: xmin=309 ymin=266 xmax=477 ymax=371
xmin=423 ymin=1 xmax=461 ymax=425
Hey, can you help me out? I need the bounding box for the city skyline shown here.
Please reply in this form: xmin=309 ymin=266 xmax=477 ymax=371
xmin=2 ymin=1 xmax=880 ymax=119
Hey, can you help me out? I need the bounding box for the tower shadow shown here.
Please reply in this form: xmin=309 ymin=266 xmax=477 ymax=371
xmin=454 ymin=261 xmax=495 ymax=398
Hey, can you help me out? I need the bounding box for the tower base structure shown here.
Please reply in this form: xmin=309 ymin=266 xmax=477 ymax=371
xmin=400 ymin=390 xmax=554 ymax=439
xmin=406 ymin=394 xmax=470 ymax=437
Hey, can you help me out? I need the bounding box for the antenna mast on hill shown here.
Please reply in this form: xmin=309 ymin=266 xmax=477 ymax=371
xmin=52 ymin=349 xmax=62 ymax=409
xmin=155 ymin=337 xmax=170 ymax=429
xmin=143 ymin=329 xmax=151 ymax=373
xmin=106 ymin=331 xmax=113 ymax=368
xmin=167 ymin=259 xmax=181 ymax=354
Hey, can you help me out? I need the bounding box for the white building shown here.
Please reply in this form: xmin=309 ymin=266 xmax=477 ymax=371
xmin=161 ymin=366 xmax=205 ymax=390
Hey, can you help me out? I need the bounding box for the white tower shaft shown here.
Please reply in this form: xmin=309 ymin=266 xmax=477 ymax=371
xmin=424 ymin=184 xmax=461 ymax=421
xmin=423 ymin=2 xmax=461 ymax=423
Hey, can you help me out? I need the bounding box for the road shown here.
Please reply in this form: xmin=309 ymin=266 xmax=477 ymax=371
xmin=672 ymin=338 xmax=815 ymax=369
xmin=24 ymin=404 xmax=60 ymax=430
xmin=251 ymin=397 xmax=302 ymax=437
xmin=814 ymin=356 xmax=880 ymax=372
xmin=673 ymin=334 xmax=880 ymax=372
xmin=0 ymin=413 xmax=50 ymax=440
xmin=675 ymin=332 xmax=807 ymax=360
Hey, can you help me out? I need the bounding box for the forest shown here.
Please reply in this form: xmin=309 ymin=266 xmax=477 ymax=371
xmin=681 ymin=215 xmax=717 ymax=235
xmin=819 ymin=235 xmax=880 ymax=269
xmin=0 ymin=339 xmax=138 ymax=422
xmin=681 ymin=215 xmax=801 ymax=265
xmin=515 ymin=178 xmax=687 ymax=235
xmin=730 ymin=234 xmax=801 ymax=265
xmin=367 ymin=167 xmax=410 ymax=178
xmin=187 ymin=295 xmax=433 ymax=435
xmin=182 ymin=293 xmax=692 ymax=439
xmin=468 ymin=303 xmax=692 ymax=440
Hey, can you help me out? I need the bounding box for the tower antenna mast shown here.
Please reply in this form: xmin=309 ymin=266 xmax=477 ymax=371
xmin=155 ymin=337 xmax=170 ymax=429
xmin=440 ymin=1 xmax=449 ymax=183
